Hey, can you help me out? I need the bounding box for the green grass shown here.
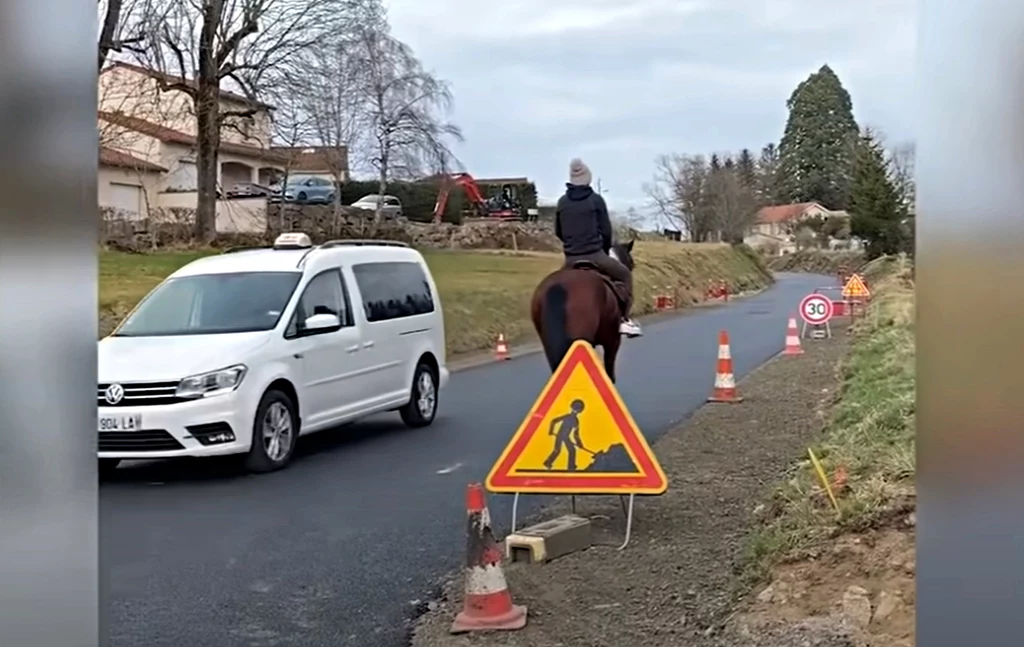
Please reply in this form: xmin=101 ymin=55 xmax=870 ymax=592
xmin=739 ymin=254 xmax=915 ymax=585
xmin=98 ymin=242 xmax=774 ymax=355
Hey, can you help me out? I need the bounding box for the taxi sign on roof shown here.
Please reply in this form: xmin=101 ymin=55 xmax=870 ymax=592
xmin=485 ymin=340 xmax=667 ymax=495
xmin=841 ymin=273 xmax=871 ymax=299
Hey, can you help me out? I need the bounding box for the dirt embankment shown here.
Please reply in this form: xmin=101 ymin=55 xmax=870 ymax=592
xmin=412 ymin=320 xmax=852 ymax=647
xmin=411 ymin=255 xmax=915 ymax=647
xmin=767 ymin=250 xmax=866 ymax=275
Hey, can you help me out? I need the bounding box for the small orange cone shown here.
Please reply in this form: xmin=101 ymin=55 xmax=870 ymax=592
xmin=783 ymin=315 xmax=804 ymax=355
xmin=708 ymin=330 xmax=743 ymax=403
xmin=494 ymin=334 xmax=510 ymax=360
xmin=450 ymin=484 xmax=527 ymax=634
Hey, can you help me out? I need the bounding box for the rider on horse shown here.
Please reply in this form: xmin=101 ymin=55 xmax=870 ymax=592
xmin=554 ymin=158 xmax=643 ymax=338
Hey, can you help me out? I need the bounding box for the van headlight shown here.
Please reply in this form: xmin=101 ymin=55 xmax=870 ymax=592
xmin=176 ymin=365 xmax=247 ymax=399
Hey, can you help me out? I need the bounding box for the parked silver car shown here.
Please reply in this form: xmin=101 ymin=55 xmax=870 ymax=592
xmin=269 ymin=176 xmax=337 ymax=204
xmin=350 ymin=194 xmax=404 ymax=219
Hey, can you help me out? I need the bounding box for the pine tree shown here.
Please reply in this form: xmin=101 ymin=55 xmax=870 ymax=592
xmin=777 ymin=64 xmax=860 ymax=210
xmin=756 ymin=143 xmax=780 ymax=204
xmin=736 ymin=148 xmax=757 ymax=192
xmin=849 ymin=129 xmax=907 ymax=259
xmin=709 ymin=153 xmax=722 ymax=173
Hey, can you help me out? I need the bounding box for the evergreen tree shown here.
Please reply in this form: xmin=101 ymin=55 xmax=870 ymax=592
xmin=709 ymin=153 xmax=722 ymax=173
xmin=756 ymin=143 xmax=781 ymax=204
xmin=849 ymin=129 xmax=907 ymax=259
xmin=777 ymin=64 xmax=860 ymax=210
xmin=736 ymin=148 xmax=757 ymax=192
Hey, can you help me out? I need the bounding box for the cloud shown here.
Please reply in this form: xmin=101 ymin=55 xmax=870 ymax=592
xmin=383 ymin=0 xmax=917 ymax=208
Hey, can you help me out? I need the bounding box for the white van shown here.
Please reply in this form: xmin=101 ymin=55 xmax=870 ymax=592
xmin=97 ymin=233 xmax=449 ymax=475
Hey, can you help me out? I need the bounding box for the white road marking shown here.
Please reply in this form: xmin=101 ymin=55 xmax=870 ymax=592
xmin=436 ymin=462 xmax=463 ymax=474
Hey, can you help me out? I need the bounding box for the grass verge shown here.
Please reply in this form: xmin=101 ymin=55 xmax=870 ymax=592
xmin=740 ymin=254 xmax=915 ymax=585
xmin=99 ymin=242 xmax=773 ymax=356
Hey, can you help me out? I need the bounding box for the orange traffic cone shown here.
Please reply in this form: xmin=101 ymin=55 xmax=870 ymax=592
xmin=708 ymin=330 xmax=743 ymax=403
xmin=783 ymin=315 xmax=804 ymax=355
xmin=450 ymin=484 xmax=527 ymax=634
xmin=494 ymin=334 xmax=510 ymax=361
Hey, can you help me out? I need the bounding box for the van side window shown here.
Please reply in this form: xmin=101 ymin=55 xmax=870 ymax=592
xmin=352 ymin=261 xmax=435 ymax=322
xmin=285 ymin=269 xmax=353 ymax=337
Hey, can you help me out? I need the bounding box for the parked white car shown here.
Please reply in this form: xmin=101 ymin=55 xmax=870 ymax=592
xmin=97 ymin=233 xmax=449 ymax=475
xmin=350 ymin=194 xmax=404 ymax=219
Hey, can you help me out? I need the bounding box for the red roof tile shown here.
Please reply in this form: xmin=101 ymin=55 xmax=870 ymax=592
xmin=270 ymin=146 xmax=349 ymax=173
xmin=99 ymin=146 xmax=167 ymax=172
xmin=756 ymin=202 xmax=824 ymax=224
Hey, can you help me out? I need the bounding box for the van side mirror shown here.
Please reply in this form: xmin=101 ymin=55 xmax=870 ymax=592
xmin=303 ymin=312 xmax=340 ymax=331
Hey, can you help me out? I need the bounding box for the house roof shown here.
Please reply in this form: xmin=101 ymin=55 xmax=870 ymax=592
xmin=99 ymin=146 xmax=167 ymax=172
xmin=99 ymin=111 xmax=290 ymax=164
xmin=755 ymin=202 xmax=825 ymax=224
xmin=270 ymin=146 xmax=349 ymax=172
xmin=101 ymin=61 xmax=274 ymax=110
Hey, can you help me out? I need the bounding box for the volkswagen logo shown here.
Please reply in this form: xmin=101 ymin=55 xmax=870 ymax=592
xmin=104 ymin=383 xmax=125 ymax=405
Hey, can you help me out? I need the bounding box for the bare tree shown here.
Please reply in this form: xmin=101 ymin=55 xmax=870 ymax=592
xmin=98 ymin=0 xmax=147 ymax=70
xmin=294 ymin=38 xmax=366 ymax=219
xmin=349 ymin=25 xmax=463 ymax=222
xmin=888 ymin=141 xmax=916 ymax=215
xmin=131 ymin=0 xmax=348 ymax=241
xmin=706 ymin=164 xmax=758 ymax=244
xmin=643 ymin=153 xmax=716 ymax=242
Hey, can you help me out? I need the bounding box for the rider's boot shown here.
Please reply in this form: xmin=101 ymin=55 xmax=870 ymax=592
xmin=619 ymin=317 xmax=643 ymax=338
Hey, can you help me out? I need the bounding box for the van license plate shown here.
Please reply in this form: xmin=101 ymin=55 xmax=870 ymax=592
xmin=98 ymin=414 xmax=142 ymax=432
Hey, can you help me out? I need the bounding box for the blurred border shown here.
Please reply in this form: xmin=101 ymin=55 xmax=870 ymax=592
xmin=0 ymin=0 xmax=100 ymax=644
xmin=917 ymin=2 xmax=1024 ymax=646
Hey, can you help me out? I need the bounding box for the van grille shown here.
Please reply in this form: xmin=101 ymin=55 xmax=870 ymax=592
xmin=98 ymin=381 xmax=184 ymax=407
xmin=98 ymin=430 xmax=185 ymax=452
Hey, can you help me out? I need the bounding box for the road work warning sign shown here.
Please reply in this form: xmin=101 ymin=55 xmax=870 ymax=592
xmin=841 ymin=273 xmax=871 ymax=299
xmin=485 ymin=340 xmax=667 ymax=495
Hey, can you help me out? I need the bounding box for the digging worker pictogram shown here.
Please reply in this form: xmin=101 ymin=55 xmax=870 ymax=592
xmin=542 ymin=399 xmax=593 ymax=471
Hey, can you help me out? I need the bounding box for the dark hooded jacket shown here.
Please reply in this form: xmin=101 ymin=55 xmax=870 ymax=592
xmin=554 ymin=184 xmax=612 ymax=256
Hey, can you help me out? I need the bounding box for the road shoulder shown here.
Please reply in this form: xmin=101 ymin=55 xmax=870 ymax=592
xmin=411 ymin=322 xmax=852 ymax=647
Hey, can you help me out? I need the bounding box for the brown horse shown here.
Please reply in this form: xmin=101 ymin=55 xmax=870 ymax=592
xmin=530 ymin=240 xmax=635 ymax=383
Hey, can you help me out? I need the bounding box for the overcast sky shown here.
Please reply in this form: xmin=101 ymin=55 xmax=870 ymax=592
xmin=385 ymin=0 xmax=916 ymax=213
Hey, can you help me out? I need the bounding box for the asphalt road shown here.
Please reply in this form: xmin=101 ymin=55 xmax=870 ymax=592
xmin=101 ymin=272 xmax=834 ymax=647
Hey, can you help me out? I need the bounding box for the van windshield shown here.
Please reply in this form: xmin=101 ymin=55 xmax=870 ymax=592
xmin=114 ymin=272 xmax=302 ymax=337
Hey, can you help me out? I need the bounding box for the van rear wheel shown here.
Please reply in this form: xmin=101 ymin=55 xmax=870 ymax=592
xmin=400 ymin=362 xmax=438 ymax=428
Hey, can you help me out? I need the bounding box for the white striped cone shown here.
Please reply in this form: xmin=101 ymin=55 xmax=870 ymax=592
xmin=494 ymin=334 xmax=510 ymax=360
xmin=450 ymin=484 xmax=527 ymax=633
xmin=708 ymin=330 xmax=742 ymax=403
xmin=784 ymin=316 xmax=804 ymax=355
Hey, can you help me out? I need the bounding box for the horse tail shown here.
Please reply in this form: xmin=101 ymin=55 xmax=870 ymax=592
xmin=539 ymin=282 xmax=573 ymax=371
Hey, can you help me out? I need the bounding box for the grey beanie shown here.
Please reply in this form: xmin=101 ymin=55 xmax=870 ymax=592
xmin=569 ymin=158 xmax=592 ymax=186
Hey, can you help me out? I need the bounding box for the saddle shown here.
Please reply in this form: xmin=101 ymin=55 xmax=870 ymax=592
xmin=569 ymin=260 xmax=627 ymax=312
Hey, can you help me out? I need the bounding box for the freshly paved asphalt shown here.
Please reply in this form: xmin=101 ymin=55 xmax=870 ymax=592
xmin=101 ymin=272 xmax=834 ymax=647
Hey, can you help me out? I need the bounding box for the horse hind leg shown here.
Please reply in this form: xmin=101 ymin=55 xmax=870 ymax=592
xmin=603 ymin=335 xmax=621 ymax=383
xmin=539 ymin=283 xmax=573 ymax=371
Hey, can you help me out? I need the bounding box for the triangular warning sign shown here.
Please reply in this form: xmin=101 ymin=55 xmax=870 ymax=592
xmin=841 ymin=273 xmax=871 ymax=299
xmin=485 ymin=340 xmax=668 ymax=495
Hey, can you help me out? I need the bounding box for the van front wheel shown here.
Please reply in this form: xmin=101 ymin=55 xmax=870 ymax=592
xmin=400 ymin=362 xmax=438 ymax=428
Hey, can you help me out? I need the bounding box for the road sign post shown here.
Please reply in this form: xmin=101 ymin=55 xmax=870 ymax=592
xmin=485 ymin=340 xmax=667 ymax=550
xmin=799 ymin=293 xmax=835 ymax=340
xmin=841 ymin=273 xmax=871 ymax=321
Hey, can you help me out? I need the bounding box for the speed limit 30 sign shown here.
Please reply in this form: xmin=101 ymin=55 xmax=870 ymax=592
xmin=799 ymin=293 xmax=834 ymax=326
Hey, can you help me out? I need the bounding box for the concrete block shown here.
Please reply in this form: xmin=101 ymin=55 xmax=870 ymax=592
xmin=505 ymin=514 xmax=592 ymax=564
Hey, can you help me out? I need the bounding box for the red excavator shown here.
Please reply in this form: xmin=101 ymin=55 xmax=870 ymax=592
xmin=432 ymin=172 xmax=525 ymax=224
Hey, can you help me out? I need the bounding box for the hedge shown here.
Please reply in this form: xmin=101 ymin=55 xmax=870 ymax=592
xmin=339 ymin=178 xmax=538 ymax=224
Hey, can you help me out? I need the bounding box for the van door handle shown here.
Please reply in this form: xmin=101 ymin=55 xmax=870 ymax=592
xmin=362 ymin=341 xmax=374 ymax=348
xmin=345 ymin=344 xmax=360 ymax=353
